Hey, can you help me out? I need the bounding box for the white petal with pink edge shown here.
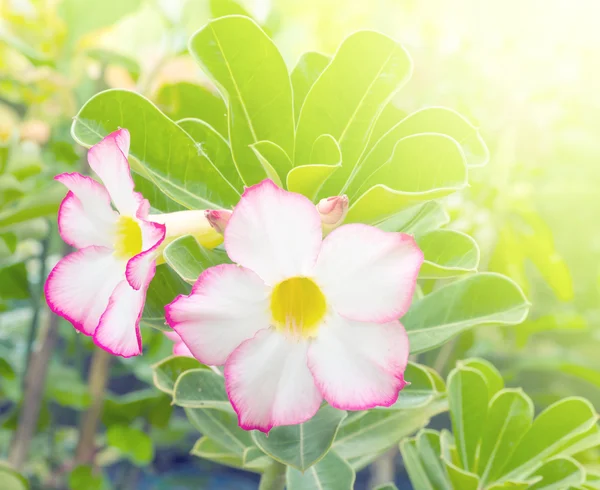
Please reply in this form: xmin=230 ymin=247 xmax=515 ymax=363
xmin=307 ymin=314 xmax=409 ymax=410
xmin=55 ymin=173 xmax=117 ymax=248
xmin=93 ymin=278 xmax=149 ymax=357
xmin=45 ymin=246 xmax=124 ymax=335
xmin=314 ymin=224 xmax=423 ymax=323
xmin=87 ymin=129 xmax=141 ymax=216
xmin=165 ymin=264 xmax=270 ymax=366
xmin=125 ymin=220 xmax=166 ymax=290
xmin=224 ymin=180 xmax=322 ymax=285
xmin=225 ymin=328 xmax=322 ymax=432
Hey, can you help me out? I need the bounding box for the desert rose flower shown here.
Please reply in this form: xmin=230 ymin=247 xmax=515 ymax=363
xmin=45 ymin=129 xmax=165 ymax=357
xmin=166 ymin=180 xmax=423 ymax=432
xmin=164 ymin=331 xmax=194 ymax=357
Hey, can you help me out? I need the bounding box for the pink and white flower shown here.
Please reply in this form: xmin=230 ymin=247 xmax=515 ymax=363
xmin=45 ymin=129 xmax=166 ymax=358
xmin=164 ymin=331 xmax=194 ymax=357
xmin=165 ymin=180 xmax=423 ymax=432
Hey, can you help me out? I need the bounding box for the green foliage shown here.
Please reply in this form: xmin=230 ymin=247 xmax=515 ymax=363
xmin=106 ymin=425 xmax=154 ymax=466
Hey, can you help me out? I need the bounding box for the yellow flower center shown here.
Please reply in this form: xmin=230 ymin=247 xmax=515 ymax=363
xmin=114 ymin=216 xmax=143 ymax=259
xmin=270 ymin=277 xmax=327 ymax=338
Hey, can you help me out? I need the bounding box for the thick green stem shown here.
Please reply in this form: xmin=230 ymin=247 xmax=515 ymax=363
xmin=258 ymin=462 xmax=287 ymax=490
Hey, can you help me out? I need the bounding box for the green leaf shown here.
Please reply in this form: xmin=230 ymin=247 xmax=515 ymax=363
xmin=163 ymin=235 xmax=229 ymax=284
xmin=69 ymin=465 xmax=105 ymax=490
xmin=189 ymin=15 xmax=294 ymax=186
xmin=448 ymin=366 xmax=488 ymax=472
xmin=461 ymin=358 xmax=504 ymax=399
xmin=252 ymin=404 xmax=346 ymax=471
xmin=417 ymin=230 xmax=480 ymax=278
xmin=286 ymin=451 xmax=355 ymax=490
xmin=0 ymin=261 xmax=29 ymax=300
xmin=403 ymin=273 xmax=530 ymax=354
xmin=0 ymin=462 xmax=29 ymax=490
xmin=71 ymin=89 xmax=241 ymax=210
xmin=185 ymin=407 xmax=254 ymax=456
xmin=378 ymin=201 xmax=449 ymax=235
xmin=295 ymin=31 xmax=412 ymax=197
xmin=287 ymin=134 xmax=342 ymax=200
xmin=486 ymin=483 xmax=533 ymax=490
xmin=478 ymin=389 xmax=534 ymax=484
xmin=152 ymin=356 xmax=204 ymax=395
xmin=374 ymin=484 xmax=399 ymax=490
xmin=106 ymin=425 xmax=154 ymax=465
xmin=444 ymin=460 xmax=480 ymax=490
xmin=0 ymin=184 xmax=63 ymax=230
xmin=250 ymin=140 xmax=292 ymax=186
xmin=349 ymin=107 xmax=488 ymax=197
xmin=143 ymin=264 xmax=190 ymax=332
xmin=530 ymin=457 xmax=585 ymax=490
xmin=0 ymin=357 xmax=15 ymax=379
xmin=416 ymin=430 xmax=452 ymax=490
xmin=401 ymin=436 xmax=442 ymax=490
xmin=346 ymin=134 xmax=467 ymax=225
xmin=290 ymin=52 xmax=331 ymax=123
xmin=178 ymin=118 xmax=245 ymax=193
xmin=382 ymin=362 xmax=443 ymax=410
xmin=191 ymin=436 xmax=263 ymax=473
xmin=173 ymin=368 xmax=232 ymax=412
xmin=155 ymin=82 xmax=228 ymax=137
xmin=501 ymin=397 xmax=598 ymax=480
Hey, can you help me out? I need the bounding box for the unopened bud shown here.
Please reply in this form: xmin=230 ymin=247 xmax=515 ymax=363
xmin=205 ymin=209 xmax=232 ymax=235
xmin=317 ymin=195 xmax=349 ymax=234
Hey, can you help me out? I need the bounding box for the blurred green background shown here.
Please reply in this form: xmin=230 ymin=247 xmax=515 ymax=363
xmin=1 ymin=0 xmax=599 ymax=488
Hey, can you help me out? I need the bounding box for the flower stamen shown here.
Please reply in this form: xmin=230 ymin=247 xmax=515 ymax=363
xmin=114 ymin=216 xmax=142 ymax=258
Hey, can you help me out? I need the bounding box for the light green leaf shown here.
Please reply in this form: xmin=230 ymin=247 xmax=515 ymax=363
xmin=173 ymin=368 xmax=232 ymax=412
xmin=0 ymin=462 xmax=29 ymax=490
xmin=444 ymin=458 xmax=480 ymax=490
xmin=185 ymin=407 xmax=254 ymax=456
xmin=189 ymin=15 xmax=294 ymax=186
xmin=501 ymin=397 xmax=598 ymax=480
xmin=486 ymin=482 xmax=534 ymax=490
xmin=286 ymin=451 xmax=355 ymax=490
xmin=478 ymin=389 xmax=534 ymax=485
xmin=250 ymin=140 xmax=292 ymax=186
xmin=252 ymin=404 xmax=346 ymax=471
xmin=291 ymin=52 xmax=331 ymax=123
xmin=0 ymin=261 xmax=29 ymax=300
xmin=68 ymin=465 xmax=105 ymax=490
xmin=461 ymin=358 xmax=504 ymax=399
xmin=287 ymin=134 xmax=342 ymax=200
xmin=163 ymin=235 xmax=229 ymax=284
xmin=155 ymin=82 xmax=228 ymax=137
xmin=191 ymin=436 xmax=244 ymax=470
xmin=0 ymin=184 xmax=63 ymax=230
xmin=143 ymin=264 xmax=190 ymax=332
xmin=71 ymin=89 xmax=241 ymax=210
xmin=106 ymin=425 xmax=154 ymax=465
xmin=295 ymin=31 xmax=412 ymax=198
xmin=404 ymin=273 xmax=530 ymax=354
xmin=346 ymin=134 xmax=467 ymax=224
xmin=530 ymin=457 xmax=585 ymax=490
xmin=448 ymin=366 xmax=488 ymax=472
xmin=416 ymin=430 xmax=452 ymax=490
xmin=178 ymin=118 xmax=244 ymax=192
xmin=378 ymin=201 xmax=449 ymax=235
xmin=348 ymin=107 xmax=488 ymax=197
xmin=151 ymin=355 xmax=204 ymax=396
xmin=559 ymin=424 xmax=600 ymax=458
xmin=417 ymin=229 xmax=480 ymax=278
xmin=381 ymin=362 xmax=443 ymax=410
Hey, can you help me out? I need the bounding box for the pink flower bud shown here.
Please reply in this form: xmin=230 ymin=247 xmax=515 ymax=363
xmin=205 ymin=210 xmax=232 ymax=235
xmin=317 ymin=195 xmax=349 ymax=233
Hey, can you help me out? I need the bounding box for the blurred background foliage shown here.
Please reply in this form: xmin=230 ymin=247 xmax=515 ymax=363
xmin=1 ymin=0 xmax=599 ymax=488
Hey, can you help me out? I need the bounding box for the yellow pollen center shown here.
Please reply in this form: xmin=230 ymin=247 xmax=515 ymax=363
xmin=114 ymin=216 xmax=143 ymax=258
xmin=270 ymin=277 xmax=326 ymax=338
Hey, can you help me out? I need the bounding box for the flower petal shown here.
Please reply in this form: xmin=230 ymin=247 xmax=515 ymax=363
xmin=314 ymin=224 xmax=423 ymax=323
xmin=224 ymin=180 xmax=322 ymax=285
xmin=125 ymin=220 xmax=165 ymax=290
xmin=165 ymin=264 xmax=270 ymax=365
xmin=225 ymin=329 xmax=322 ymax=432
xmin=87 ymin=129 xmax=141 ymax=216
xmin=55 ymin=173 xmax=118 ymax=249
xmin=307 ymin=314 xmax=409 ymax=410
xmin=45 ymin=246 xmax=124 ymax=335
xmin=93 ymin=277 xmax=149 ymax=357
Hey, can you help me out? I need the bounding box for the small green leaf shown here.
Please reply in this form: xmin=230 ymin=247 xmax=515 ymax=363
xmin=501 ymin=398 xmax=598 ymax=480
xmin=417 ymin=229 xmax=480 ymax=278
xmin=287 ymin=134 xmax=342 ymax=200
xmin=0 ymin=462 xmax=29 ymax=490
xmin=106 ymin=425 xmax=154 ymax=465
xmin=151 ymin=356 xmax=205 ymax=395
xmin=69 ymin=465 xmax=105 ymax=490
xmin=444 ymin=460 xmax=480 ymax=490
xmin=163 ymin=235 xmax=229 ymax=284
xmin=155 ymin=82 xmax=228 ymax=137
xmin=250 ymin=140 xmax=292 ymax=186
xmin=173 ymin=368 xmax=232 ymax=412
xmin=191 ymin=436 xmax=258 ymax=472
xmin=346 ymin=134 xmax=467 ymax=224
xmin=286 ymin=451 xmax=355 ymax=490
xmin=0 ymin=261 xmax=29 ymax=300
xmin=382 ymin=362 xmax=442 ymax=410
xmin=0 ymin=184 xmax=63 ymax=230
xmin=403 ymin=273 xmax=530 ymax=354
xmin=416 ymin=430 xmax=452 ymax=490
xmin=478 ymin=389 xmax=534 ymax=484
xmin=0 ymin=357 xmax=15 ymax=380
xmin=448 ymin=366 xmax=488 ymax=472
xmin=189 ymin=16 xmax=294 ymax=187
xmin=530 ymin=457 xmax=585 ymax=490
xmin=378 ymin=201 xmax=449 ymax=235
xmin=143 ymin=264 xmax=190 ymax=332
xmin=461 ymin=358 xmax=504 ymax=399
xmin=252 ymin=404 xmax=346 ymax=471
xmin=291 ymin=52 xmax=331 ymax=123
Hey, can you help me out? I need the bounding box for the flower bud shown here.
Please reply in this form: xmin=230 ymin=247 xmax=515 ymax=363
xmin=205 ymin=209 xmax=232 ymax=235
xmin=317 ymin=195 xmax=349 ymax=234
